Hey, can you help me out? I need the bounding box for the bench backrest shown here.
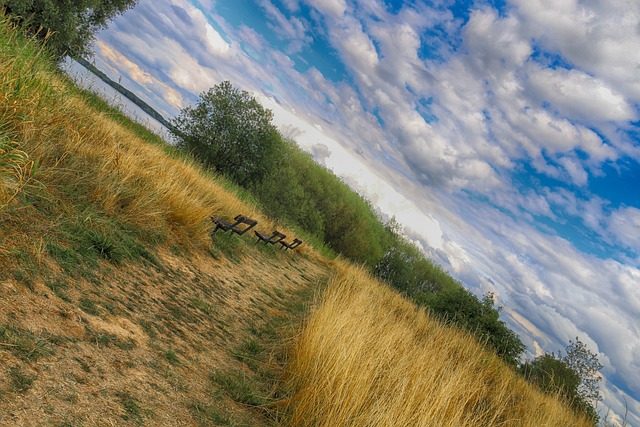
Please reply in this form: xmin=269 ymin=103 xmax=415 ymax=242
xmin=289 ymin=238 xmax=303 ymax=249
xmin=281 ymin=238 xmax=303 ymax=250
xmin=211 ymin=214 xmax=258 ymax=235
xmin=231 ymin=215 xmax=257 ymax=235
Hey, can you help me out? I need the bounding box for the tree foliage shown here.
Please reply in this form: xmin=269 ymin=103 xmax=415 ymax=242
xmin=520 ymin=338 xmax=602 ymax=423
xmin=417 ymin=288 xmax=525 ymax=367
xmin=171 ymin=81 xmax=280 ymax=188
xmin=372 ymin=222 xmax=525 ymax=366
xmin=3 ymin=0 xmax=138 ymax=58
xmin=563 ymin=337 xmax=603 ymax=406
xmin=374 ymin=229 xmax=457 ymax=296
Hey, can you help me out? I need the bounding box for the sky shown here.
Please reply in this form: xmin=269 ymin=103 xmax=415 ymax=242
xmin=81 ymin=0 xmax=640 ymax=424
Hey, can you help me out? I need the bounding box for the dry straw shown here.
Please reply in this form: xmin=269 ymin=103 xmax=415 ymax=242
xmin=282 ymin=261 xmax=593 ymax=427
xmin=0 ymin=14 xmax=290 ymax=249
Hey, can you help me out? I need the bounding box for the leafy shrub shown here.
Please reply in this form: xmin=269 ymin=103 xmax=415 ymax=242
xmin=4 ymin=0 xmax=138 ymax=59
xmin=417 ymin=289 xmax=525 ymax=367
xmin=171 ymin=81 xmax=280 ymax=188
xmin=520 ymin=338 xmax=602 ymax=423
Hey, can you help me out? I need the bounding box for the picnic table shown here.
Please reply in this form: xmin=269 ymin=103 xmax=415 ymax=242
xmin=279 ymin=238 xmax=303 ymax=251
xmin=255 ymin=230 xmax=286 ymax=245
xmin=210 ymin=214 xmax=257 ymax=236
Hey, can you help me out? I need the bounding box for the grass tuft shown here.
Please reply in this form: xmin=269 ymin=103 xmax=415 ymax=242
xmin=188 ymin=401 xmax=232 ymax=426
xmin=210 ymin=369 xmax=266 ymax=407
xmin=0 ymin=324 xmax=55 ymax=361
xmin=163 ymin=349 xmax=181 ymax=365
xmin=8 ymin=366 xmax=36 ymax=393
xmin=115 ymin=392 xmax=146 ymax=425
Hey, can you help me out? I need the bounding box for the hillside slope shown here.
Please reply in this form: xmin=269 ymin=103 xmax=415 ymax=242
xmin=1 ymin=247 xmax=329 ymax=426
xmin=0 ymin=17 xmax=330 ymax=426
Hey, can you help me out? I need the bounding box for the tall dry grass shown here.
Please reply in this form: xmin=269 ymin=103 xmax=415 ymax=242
xmin=0 ymin=14 xmax=297 ymax=250
xmin=282 ymin=261 xmax=593 ymax=427
xmin=0 ymin=137 xmax=35 ymax=211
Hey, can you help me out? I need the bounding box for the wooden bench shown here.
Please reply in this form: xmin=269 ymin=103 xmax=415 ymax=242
xmin=255 ymin=230 xmax=286 ymax=245
xmin=210 ymin=214 xmax=257 ymax=236
xmin=279 ymin=238 xmax=303 ymax=251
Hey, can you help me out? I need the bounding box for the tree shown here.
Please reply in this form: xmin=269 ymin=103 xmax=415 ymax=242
xmin=520 ymin=338 xmax=602 ymax=423
xmin=520 ymin=353 xmax=581 ymax=398
xmin=3 ymin=0 xmax=138 ymax=58
xmin=564 ymin=337 xmax=603 ymax=410
xmin=419 ymin=288 xmax=526 ymax=367
xmin=170 ymin=81 xmax=280 ymax=188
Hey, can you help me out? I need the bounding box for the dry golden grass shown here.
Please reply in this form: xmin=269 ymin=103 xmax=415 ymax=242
xmin=10 ymin=78 xmax=272 ymax=244
xmin=282 ymin=261 xmax=594 ymax=427
xmin=0 ymin=22 xmax=300 ymax=251
xmin=0 ymin=139 xmax=35 ymax=211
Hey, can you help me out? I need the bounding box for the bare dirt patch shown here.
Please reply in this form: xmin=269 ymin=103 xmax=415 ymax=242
xmin=0 ymin=243 xmax=331 ymax=426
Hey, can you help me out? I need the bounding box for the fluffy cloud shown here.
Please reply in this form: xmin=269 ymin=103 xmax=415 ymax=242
xmin=258 ymin=0 xmax=312 ymax=53
xmin=305 ymin=0 xmax=347 ymax=18
xmin=608 ymin=206 xmax=640 ymax=253
xmin=513 ymin=0 xmax=640 ymax=102
xmin=526 ymin=67 xmax=634 ymax=123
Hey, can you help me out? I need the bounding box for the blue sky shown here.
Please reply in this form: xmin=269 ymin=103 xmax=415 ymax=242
xmin=81 ymin=0 xmax=640 ymax=423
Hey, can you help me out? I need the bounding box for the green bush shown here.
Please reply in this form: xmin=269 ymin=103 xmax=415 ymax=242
xmin=4 ymin=0 xmax=138 ymax=59
xmin=171 ymin=81 xmax=280 ymax=188
xmin=417 ymin=289 xmax=525 ymax=367
xmin=520 ymin=339 xmax=602 ymax=424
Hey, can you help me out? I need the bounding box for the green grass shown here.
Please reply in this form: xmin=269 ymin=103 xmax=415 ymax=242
xmin=84 ymin=326 xmax=136 ymax=350
xmin=232 ymin=340 xmax=264 ymax=372
xmin=42 ymin=208 xmax=158 ymax=280
xmin=163 ymin=349 xmax=181 ymax=366
xmin=78 ymin=297 xmax=100 ymax=316
xmin=208 ymin=231 xmax=245 ymax=263
xmin=188 ymin=401 xmax=233 ymax=426
xmin=210 ymin=369 xmax=266 ymax=407
xmin=8 ymin=366 xmax=36 ymax=393
xmin=0 ymin=324 xmax=56 ymax=361
xmin=115 ymin=392 xmax=146 ymax=425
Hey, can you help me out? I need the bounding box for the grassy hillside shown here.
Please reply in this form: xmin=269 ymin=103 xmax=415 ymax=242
xmin=0 ymin=16 xmax=593 ymax=427
xmin=281 ymin=263 xmax=594 ymax=427
xmin=0 ymin=17 xmax=331 ymax=426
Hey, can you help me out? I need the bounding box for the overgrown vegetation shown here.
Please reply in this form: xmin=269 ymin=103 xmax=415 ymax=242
xmin=281 ymin=263 xmax=595 ymax=427
xmin=2 ymin=0 xmax=138 ymax=59
xmin=0 ymin=15 xmax=329 ymax=424
xmin=520 ymin=338 xmax=603 ymax=422
xmin=169 ymin=78 xmax=528 ymax=369
xmin=0 ymin=135 xmax=36 ymax=211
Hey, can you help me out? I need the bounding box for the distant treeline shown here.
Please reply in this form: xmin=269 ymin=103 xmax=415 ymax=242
xmin=76 ymin=57 xmax=176 ymax=132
